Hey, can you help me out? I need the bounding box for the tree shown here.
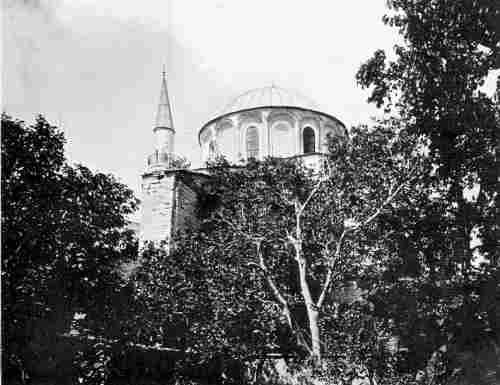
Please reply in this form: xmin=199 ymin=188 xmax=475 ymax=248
xmin=356 ymin=1 xmax=500 ymax=382
xmin=131 ymin=124 xmax=426 ymax=384
xmin=1 ymin=114 xmax=139 ymax=383
xmin=356 ymin=0 xmax=499 ymax=259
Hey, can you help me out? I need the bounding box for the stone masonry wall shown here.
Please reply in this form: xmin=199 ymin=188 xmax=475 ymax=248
xmin=140 ymin=171 xmax=176 ymax=246
xmin=140 ymin=170 xmax=209 ymax=247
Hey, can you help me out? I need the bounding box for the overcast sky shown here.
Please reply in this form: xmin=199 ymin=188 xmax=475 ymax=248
xmin=3 ymin=0 xmax=498 ymax=197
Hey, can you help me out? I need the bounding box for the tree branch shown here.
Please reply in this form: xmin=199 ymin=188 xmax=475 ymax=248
xmin=216 ymin=213 xmax=293 ymax=329
xmin=316 ymin=230 xmax=347 ymax=309
xmin=216 ymin=212 xmax=255 ymax=241
xmin=298 ymin=178 xmax=325 ymax=218
xmin=353 ymin=164 xmax=419 ymax=231
xmin=254 ymin=241 xmax=293 ymax=329
xmin=278 ymin=191 xmax=295 ymax=207
xmin=316 ymin=164 xmax=419 ymax=309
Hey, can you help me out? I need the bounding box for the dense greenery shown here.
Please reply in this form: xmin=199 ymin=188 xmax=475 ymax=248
xmin=2 ymin=1 xmax=498 ymax=384
xmin=355 ymin=0 xmax=499 ymax=383
xmin=132 ymin=125 xmax=430 ymax=384
xmin=1 ymin=114 xmax=139 ymax=383
xmin=131 ymin=1 xmax=500 ymax=383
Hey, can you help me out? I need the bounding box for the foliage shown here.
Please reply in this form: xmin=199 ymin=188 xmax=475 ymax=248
xmin=1 ymin=114 xmax=139 ymax=383
xmin=131 ymin=124 xmax=427 ymax=383
xmin=356 ymin=0 xmax=499 ymax=238
xmin=4 ymin=3 xmax=499 ymax=384
xmin=130 ymin=3 xmax=500 ymax=382
xmin=356 ymin=1 xmax=500 ymax=383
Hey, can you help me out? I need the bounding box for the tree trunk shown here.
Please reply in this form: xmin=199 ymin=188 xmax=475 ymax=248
xmin=294 ymin=241 xmax=322 ymax=363
xmin=293 ymin=200 xmax=322 ymax=363
xmin=307 ymin=305 xmax=321 ymax=363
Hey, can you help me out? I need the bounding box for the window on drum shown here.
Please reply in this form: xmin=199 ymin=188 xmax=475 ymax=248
xmin=303 ymin=126 xmax=315 ymax=153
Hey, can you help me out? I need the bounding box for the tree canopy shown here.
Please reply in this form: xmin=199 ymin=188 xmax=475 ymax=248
xmin=131 ymin=124 xmax=432 ymax=384
xmin=3 ymin=2 xmax=499 ymax=384
xmin=1 ymin=114 xmax=139 ymax=383
xmin=129 ymin=2 xmax=500 ymax=383
xmin=356 ymin=1 xmax=499 ymax=383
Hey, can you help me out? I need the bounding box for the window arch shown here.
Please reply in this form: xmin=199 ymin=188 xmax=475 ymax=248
xmin=246 ymin=126 xmax=259 ymax=159
xmin=303 ymin=126 xmax=316 ymax=153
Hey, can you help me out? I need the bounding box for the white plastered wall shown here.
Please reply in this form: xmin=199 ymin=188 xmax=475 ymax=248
xmin=199 ymin=108 xmax=345 ymax=164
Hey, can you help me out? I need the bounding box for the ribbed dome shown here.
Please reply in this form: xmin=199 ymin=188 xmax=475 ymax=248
xmin=220 ymin=85 xmax=320 ymax=116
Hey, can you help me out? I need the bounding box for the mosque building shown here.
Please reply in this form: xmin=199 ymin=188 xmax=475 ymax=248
xmin=140 ymin=72 xmax=347 ymax=246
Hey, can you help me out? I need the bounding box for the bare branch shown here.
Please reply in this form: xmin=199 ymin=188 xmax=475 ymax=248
xmin=316 ymin=163 xmax=420 ymax=309
xmin=240 ymin=205 xmax=247 ymax=224
xmin=217 ymin=213 xmax=293 ymax=330
xmin=298 ymin=179 xmax=324 ymax=218
xmin=255 ymin=241 xmax=293 ymax=329
xmin=250 ymin=255 xmax=313 ymax=355
xmin=316 ymin=230 xmax=347 ymax=309
xmin=358 ymin=184 xmax=398 ymax=228
xmin=278 ymin=191 xmax=295 ymax=207
xmin=353 ymin=163 xmax=420 ymax=231
xmin=216 ymin=212 xmax=255 ymax=241
xmin=287 ymin=233 xmax=297 ymax=245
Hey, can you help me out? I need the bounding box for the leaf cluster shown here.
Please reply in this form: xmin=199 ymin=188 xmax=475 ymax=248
xmin=1 ymin=114 xmax=139 ymax=382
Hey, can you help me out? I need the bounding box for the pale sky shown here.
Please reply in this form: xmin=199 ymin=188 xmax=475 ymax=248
xmin=3 ymin=0 xmax=498 ymax=197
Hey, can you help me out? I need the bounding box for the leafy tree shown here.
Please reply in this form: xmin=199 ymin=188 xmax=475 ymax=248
xmin=1 ymin=114 xmax=139 ymax=383
xmin=356 ymin=0 xmax=499 ymax=258
xmin=131 ymin=124 xmax=427 ymax=384
xmin=356 ymin=1 xmax=500 ymax=382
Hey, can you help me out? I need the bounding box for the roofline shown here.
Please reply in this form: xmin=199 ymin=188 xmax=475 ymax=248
xmin=198 ymin=106 xmax=347 ymax=146
xmin=142 ymin=167 xmax=211 ymax=179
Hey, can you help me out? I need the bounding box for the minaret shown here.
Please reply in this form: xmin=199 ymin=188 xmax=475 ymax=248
xmin=146 ymin=69 xmax=178 ymax=171
xmin=154 ymin=67 xmax=175 ymax=153
xmin=141 ymin=69 xmax=196 ymax=249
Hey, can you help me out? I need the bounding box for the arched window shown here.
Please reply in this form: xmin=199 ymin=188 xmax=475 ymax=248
xmin=246 ymin=126 xmax=259 ymax=159
xmin=303 ymin=126 xmax=315 ymax=153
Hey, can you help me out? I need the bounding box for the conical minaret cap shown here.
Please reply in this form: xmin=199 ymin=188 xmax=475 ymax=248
xmin=154 ymin=70 xmax=174 ymax=131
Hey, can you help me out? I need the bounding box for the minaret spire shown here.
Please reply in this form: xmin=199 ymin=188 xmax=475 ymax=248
xmin=155 ymin=67 xmax=174 ymax=132
xmin=153 ymin=67 xmax=175 ymax=152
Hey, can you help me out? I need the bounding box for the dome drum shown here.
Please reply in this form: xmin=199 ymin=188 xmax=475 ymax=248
xmin=141 ymin=80 xmax=347 ymax=248
xmin=199 ymin=106 xmax=346 ymax=164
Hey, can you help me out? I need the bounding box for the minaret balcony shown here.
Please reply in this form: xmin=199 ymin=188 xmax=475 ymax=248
xmin=147 ymin=149 xmax=189 ymax=171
